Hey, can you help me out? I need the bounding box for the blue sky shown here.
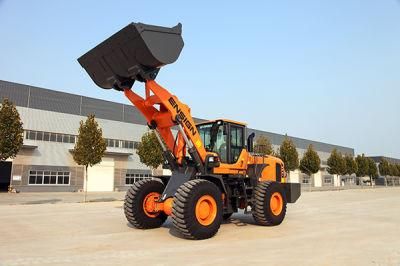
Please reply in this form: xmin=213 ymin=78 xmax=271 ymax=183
xmin=0 ymin=0 xmax=399 ymax=158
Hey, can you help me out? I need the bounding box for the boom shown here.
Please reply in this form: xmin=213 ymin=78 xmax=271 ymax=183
xmin=123 ymin=80 xmax=207 ymax=170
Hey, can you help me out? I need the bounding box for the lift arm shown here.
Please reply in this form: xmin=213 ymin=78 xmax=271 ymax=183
xmin=123 ymin=80 xmax=207 ymax=171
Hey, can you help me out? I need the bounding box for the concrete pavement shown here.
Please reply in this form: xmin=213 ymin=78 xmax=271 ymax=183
xmin=0 ymin=188 xmax=399 ymax=265
xmin=0 ymin=192 xmax=125 ymax=205
xmin=0 ymin=185 xmax=383 ymax=205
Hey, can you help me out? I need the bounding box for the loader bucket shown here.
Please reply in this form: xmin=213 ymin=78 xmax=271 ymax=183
xmin=78 ymin=22 xmax=184 ymax=90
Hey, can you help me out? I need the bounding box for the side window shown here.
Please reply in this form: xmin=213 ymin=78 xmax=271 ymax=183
xmin=230 ymin=125 xmax=244 ymax=163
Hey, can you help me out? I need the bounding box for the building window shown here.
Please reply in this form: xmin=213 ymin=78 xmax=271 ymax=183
xmin=134 ymin=141 xmax=140 ymax=149
xmin=106 ymin=139 xmax=115 ymax=148
xmin=50 ymin=133 xmax=56 ymax=142
xmin=122 ymin=140 xmax=135 ymax=149
xmin=29 ymin=170 xmax=70 ymax=185
xmin=302 ymin=177 xmax=310 ymax=184
xmin=62 ymin=135 xmax=70 ymax=143
xmin=23 ymin=130 xmax=135 ymax=149
xmin=105 ymin=139 xmax=127 ymax=148
xmin=125 ymin=173 xmax=151 ymax=185
xmin=324 ymin=176 xmax=332 ymax=184
xmin=123 ymin=141 xmax=129 ymax=149
xmin=43 ymin=132 xmax=50 ymax=141
xmin=28 ymin=131 xmax=36 ymax=140
xmin=36 ymin=131 xmax=43 ymax=141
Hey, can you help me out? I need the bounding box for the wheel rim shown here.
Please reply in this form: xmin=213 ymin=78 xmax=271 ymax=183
xmin=195 ymin=195 xmax=217 ymax=226
xmin=270 ymin=192 xmax=283 ymax=216
xmin=143 ymin=192 xmax=161 ymax=218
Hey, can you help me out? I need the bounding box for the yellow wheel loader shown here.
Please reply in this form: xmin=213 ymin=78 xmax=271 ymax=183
xmin=78 ymin=22 xmax=301 ymax=240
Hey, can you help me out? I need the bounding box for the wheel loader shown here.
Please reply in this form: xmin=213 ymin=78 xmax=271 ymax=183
xmin=78 ymin=22 xmax=301 ymax=239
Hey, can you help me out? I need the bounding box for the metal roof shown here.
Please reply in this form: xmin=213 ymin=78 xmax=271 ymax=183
xmin=368 ymin=156 xmax=400 ymax=164
xmin=0 ymin=79 xmax=354 ymax=155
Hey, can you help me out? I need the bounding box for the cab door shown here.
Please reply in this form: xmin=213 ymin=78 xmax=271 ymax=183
xmin=228 ymin=124 xmax=245 ymax=164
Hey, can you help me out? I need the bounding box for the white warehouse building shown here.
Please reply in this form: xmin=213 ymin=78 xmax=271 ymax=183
xmin=0 ymin=80 xmax=354 ymax=192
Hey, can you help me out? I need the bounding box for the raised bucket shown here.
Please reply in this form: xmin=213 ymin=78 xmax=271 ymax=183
xmin=78 ymin=22 xmax=184 ymax=90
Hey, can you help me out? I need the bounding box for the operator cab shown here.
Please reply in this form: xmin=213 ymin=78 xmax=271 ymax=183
xmin=197 ymin=119 xmax=247 ymax=164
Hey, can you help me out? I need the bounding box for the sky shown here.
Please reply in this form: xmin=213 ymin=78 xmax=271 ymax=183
xmin=0 ymin=0 xmax=399 ymax=158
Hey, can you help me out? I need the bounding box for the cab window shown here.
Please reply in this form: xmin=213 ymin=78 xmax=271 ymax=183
xmin=198 ymin=122 xmax=228 ymax=163
xmin=230 ymin=125 xmax=244 ymax=163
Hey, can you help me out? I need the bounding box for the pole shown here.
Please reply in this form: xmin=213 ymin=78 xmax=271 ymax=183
xmin=84 ymin=165 xmax=88 ymax=203
xmin=9 ymin=161 xmax=14 ymax=192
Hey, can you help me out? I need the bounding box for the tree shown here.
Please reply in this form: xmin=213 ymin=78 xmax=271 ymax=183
xmin=278 ymin=136 xmax=299 ymax=173
xmin=254 ymin=135 xmax=273 ymax=156
xmin=355 ymin=154 xmax=369 ymax=178
xmin=389 ymin=163 xmax=399 ymax=177
xmin=367 ymin=158 xmax=378 ymax=185
xmin=0 ymin=98 xmax=24 ymax=161
xmin=73 ymin=114 xmax=107 ymax=202
xmin=378 ymin=159 xmax=390 ymax=176
xmin=299 ymin=145 xmax=321 ymax=177
xmin=136 ymin=131 xmax=163 ymax=169
xmin=327 ymin=149 xmax=346 ymax=176
xmin=397 ymin=165 xmax=400 ymax=177
xmin=344 ymin=154 xmax=358 ymax=176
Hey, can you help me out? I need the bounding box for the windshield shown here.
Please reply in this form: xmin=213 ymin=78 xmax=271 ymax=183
xmin=197 ymin=122 xmax=227 ymax=162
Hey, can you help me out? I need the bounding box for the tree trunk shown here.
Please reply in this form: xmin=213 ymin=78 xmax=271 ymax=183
xmin=84 ymin=165 xmax=88 ymax=203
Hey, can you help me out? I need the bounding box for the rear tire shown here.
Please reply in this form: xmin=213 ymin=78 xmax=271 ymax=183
xmin=252 ymin=181 xmax=287 ymax=226
xmin=172 ymin=179 xmax=223 ymax=240
xmin=124 ymin=179 xmax=167 ymax=229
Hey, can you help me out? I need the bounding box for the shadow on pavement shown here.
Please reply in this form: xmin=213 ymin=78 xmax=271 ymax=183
xmin=22 ymin=199 xmax=62 ymax=204
xmin=87 ymin=198 xmax=119 ymax=203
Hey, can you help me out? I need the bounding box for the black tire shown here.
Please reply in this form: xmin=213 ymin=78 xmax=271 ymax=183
xmin=252 ymin=181 xmax=287 ymax=226
xmin=172 ymin=179 xmax=223 ymax=240
xmin=223 ymin=213 xmax=233 ymax=220
xmin=124 ymin=179 xmax=167 ymax=229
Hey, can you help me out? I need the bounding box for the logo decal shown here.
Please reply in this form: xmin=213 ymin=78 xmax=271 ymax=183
xmin=169 ymin=97 xmax=197 ymax=137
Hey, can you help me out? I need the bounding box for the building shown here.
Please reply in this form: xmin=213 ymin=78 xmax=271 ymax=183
xmin=368 ymin=156 xmax=400 ymax=186
xmin=0 ymin=80 xmax=354 ymax=192
xmin=368 ymin=156 xmax=400 ymax=166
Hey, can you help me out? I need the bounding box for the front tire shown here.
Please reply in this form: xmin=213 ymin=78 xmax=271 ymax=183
xmin=172 ymin=179 xmax=223 ymax=240
xmin=124 ymin=179 xmax=167 ymax=229
xmin=252 ymin=181 xmax=287 ymax=226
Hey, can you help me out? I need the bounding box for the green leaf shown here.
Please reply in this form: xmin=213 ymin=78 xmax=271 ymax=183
xmin=327 ymin=149 xmax=346 ymax=176
xmin=72 ymin=114 xmax=107 ymax=167
xmin=0 ymin=98 xmax=24 ymax=161
xmin=344 ymin=153 xmax=358 ymax=176
xmin=278 ymin=136 xmax=299 ymax=172
xmin=299 ymin=144 xmax=320 ymax=176
xmin=254 ymin=135 xmax=273 ymax=156
xmin=136 ymin=131 xmax=163 ymax=169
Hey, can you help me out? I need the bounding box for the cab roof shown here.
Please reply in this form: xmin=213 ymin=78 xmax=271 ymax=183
xmin=196 ymin=119 xmax=247 ymax=127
